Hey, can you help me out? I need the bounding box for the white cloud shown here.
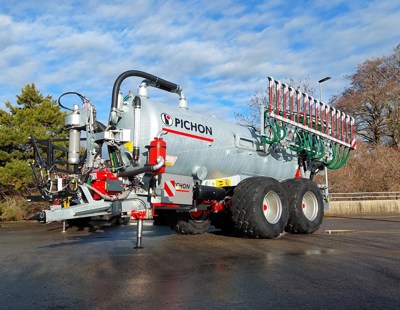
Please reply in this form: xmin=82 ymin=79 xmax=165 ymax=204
xmin=0 ymin=0 xmax=399 ymax=123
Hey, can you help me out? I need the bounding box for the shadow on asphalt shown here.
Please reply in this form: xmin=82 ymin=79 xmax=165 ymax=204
xmin=39 ymin=222 xmax=176 ymax=249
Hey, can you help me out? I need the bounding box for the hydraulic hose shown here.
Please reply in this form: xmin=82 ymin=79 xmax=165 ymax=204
xmin=327 ymin=145 xmax=351 ymax=170
xmin=117 ymin=166 xmax=153 ymax=178
xmin=261 ymin=116 xmax=287 ymax=144
xmin=289 ymin=130 xmax=305 ymax=152
xmin=117 ymin=156 xmax=165 ymax=178
xmin=111 ymin=70 xmax=181 ymax=112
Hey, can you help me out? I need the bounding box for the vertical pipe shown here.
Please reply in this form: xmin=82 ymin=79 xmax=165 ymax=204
xmin=296 ymin=90 xmax=301 ymax=123
xmin=321 ymin=103 xmax=326 ymax=133
xmin=133 ymin=96 xmax=141 ymax=163
xmin=331 ymin=108 xmax=336 ymax=138
xmin=289 ymin=87 xmax=295 ymax=121
xmin=324 ymin=166 xmax=329 ymax=201
xmin=282 ymin=84 xmax=288 ymax=118
xmin=350 ymin=117 xmax=355 ymax=142
xmin=303 ymin=93 xmax=308 ymax=126
xmin=275 ymin=80 xmax=281 ymax=115
xmin=268 ymin=77 xmax=274 ymax=114
xmin=350 ymin=117 xmax=357 ymax=149
xmin=325 ymin=107 xmax=329 ymax=135
xmin=341 ymin=114 xmax=346 ymax=142
xmin=345 ymin=115 xmax=350 ymax=143
xmin=314 ymin=99 xmax=319 ymax=131
xmin=326 ymin=107 xmax=331 ymax=135
xmin=308 ymin=96 xmax=313 ymax=129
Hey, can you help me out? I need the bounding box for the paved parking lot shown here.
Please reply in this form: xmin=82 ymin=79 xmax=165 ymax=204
xmin=0 ymin=215 xmax=399 ymax=309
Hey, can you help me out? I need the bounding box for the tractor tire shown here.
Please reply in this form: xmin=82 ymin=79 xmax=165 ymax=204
xmin=282 ymin=178 xmax=324 ymax=234
xmin=121 ymin=216 xmax=130 ymax=225
xmin=153 ymin=209 xmax=167 ymax=226
xmin=67 ymin=217 xmax=91 ymax=228
xmin=232 ymin=177 xmax=289 ymax=238
xmin=175 ymin=211 xmax=211 ymax=235
xmin=153 ymin=209 xmax=179 ymax=227
xmin=211 ymin=210 xmax=235 ymax=233
xmin=211 ymin=179 xmax=256 ymax=234
xmin=110 ymin=215 xmax=123 ymax=225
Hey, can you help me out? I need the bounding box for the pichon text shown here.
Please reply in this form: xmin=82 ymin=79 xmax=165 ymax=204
xmin=176 ymin=182 xmax=191 ymax=190
xmin=175 ymin=118 xmax=212 ymax=136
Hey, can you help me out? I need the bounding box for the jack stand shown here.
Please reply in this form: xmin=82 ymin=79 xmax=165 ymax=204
xmin=131 ymin=210 xmax=147 ymax=249
xmin=135 ymin=219 xmax=144 ymax=249
xmin=62 ymin=220 xmax=66 ymax=233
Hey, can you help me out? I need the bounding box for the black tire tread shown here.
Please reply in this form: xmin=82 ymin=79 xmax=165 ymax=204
xmin=232 ymin=177 xmax=288 ymax=238
xmin=283 ymin=178 xmax=324 ymax=234
xmin=175 ymin=213 xmax=211 ymax=235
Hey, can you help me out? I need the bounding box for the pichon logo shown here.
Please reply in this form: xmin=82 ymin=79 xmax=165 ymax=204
xmin=176 ymin=182 xmax=191 ymax=191
xmin=164 ymin=180 xmax=191 ymax=197
xmin=161 ymin=113 xmax=173 ymax=126
xmin=160 ymin=113 xmax=213 ymax=136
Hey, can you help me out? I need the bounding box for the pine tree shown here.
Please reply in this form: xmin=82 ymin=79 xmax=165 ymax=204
xmin=0 ymin=84 xmax=66 ymax=196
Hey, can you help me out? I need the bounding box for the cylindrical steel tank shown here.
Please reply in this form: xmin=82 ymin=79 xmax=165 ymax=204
xmin=116 ymin=96 xmax=298 ymax=182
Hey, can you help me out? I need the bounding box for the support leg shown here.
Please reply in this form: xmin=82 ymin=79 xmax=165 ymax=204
xmin=131 ymin=210 xmax=146 ymax=249
xmin=135 ymin=219 xmax=144 ymax=249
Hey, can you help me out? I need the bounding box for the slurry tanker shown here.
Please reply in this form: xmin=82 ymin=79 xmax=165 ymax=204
xmin=29 ymin=70 xmax=356 ymax=241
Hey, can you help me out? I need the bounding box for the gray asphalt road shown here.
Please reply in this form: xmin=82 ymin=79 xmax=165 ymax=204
xmin=0 ymin=215 xmax=399 ymax=310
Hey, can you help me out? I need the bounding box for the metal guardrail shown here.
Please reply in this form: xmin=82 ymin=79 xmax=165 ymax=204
xmin=329 ymin=192 xmax=400 ymax=201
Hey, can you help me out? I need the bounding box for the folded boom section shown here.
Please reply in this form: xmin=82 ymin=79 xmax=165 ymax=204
xmin=261 ymin=77 xmax=356 ymax=170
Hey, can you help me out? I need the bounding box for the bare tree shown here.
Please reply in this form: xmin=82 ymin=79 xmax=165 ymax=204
xmin=332 ymin=44 xmax=400 ymax=148
xmin=383 ymin=44 xmax=400 ymax=147
xmin=235 ymin=76 xmax=316 ymax=129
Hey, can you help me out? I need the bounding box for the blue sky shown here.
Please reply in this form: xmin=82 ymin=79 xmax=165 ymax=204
xmin=1 ymin=0 xmax=399 ymax=123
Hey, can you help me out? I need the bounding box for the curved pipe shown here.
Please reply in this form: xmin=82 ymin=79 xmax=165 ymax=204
xmin=151 ymin=155 xmax=165 ymax=171
xmin=83 ymin=183 xmax=113 ymax=200
xmin=118 ymin=156 xmax=165 ymax=178
xmin=111 ymin=70 xmax=181 ymax=111
xmin=117 ymin=166 xmax=153 ymax=178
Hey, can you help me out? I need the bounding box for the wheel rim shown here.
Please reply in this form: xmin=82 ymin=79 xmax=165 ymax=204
xmin=302 ymin=191 xmax=319 ymax=221
xmin=262 ymin=191 xmax=282 ymax=224
xmin=189 ymin=210 xmax=208 ymax=222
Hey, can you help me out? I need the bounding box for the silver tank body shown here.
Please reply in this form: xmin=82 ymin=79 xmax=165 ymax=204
xmin=116 ymin=96 xmax=298 ymax=182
